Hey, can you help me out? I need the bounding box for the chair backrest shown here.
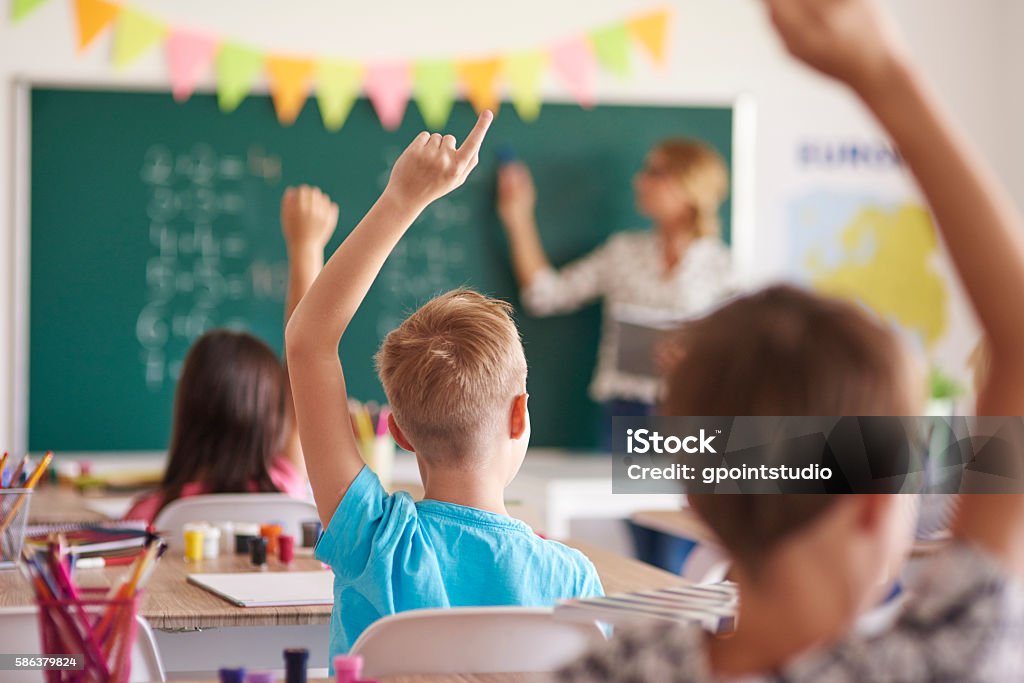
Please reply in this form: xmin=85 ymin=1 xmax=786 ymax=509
xmin=0 ymin=606 xmax=165 ymax=682
xmin=153 ymin=493 xmax=319 ymax=550
xmin=349 ymin=607 xmax=605 ymax=677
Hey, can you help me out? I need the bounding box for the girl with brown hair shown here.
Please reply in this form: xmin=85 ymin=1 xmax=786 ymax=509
xmin=125 ymin=186 xmax=339 ymax=523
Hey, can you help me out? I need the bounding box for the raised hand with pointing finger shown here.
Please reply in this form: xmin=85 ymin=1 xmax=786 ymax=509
xmin=385 ymin=110 xmax=494 ymax=210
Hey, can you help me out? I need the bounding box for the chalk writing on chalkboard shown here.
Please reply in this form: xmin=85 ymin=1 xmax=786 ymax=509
xmin=136 ymin=143 xmax=282 ymax=391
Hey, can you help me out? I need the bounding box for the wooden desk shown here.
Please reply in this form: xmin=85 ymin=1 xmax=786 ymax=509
xmin=0 ymin=538 xmax=682 ymax=630
xmin=26 ymin=486 xmax=112 ymax=524
xmin=563 ymin=539 xmax=684 ymax=594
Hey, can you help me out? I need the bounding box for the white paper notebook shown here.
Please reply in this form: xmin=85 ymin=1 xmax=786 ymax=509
xmin=187 ymin=571 xmax=334 ymax=607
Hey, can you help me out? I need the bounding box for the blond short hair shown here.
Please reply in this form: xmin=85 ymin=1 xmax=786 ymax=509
xmin=654 ymin=139 xmax=729 ymax=238
xmin=375 ymin=289 xmax=528 ymax=460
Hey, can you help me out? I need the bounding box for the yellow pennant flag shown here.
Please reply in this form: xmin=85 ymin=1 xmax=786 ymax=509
xmin=504 ymin=51 xmax=546 ymax=122
xmin=73 ymin=0 xmax=121 ymax=52
xmin=266 ymin=55 xmax=316 ymax=126
xmin=457 ymin=57 xmax=503 ymax=115
xmin=628 ymin=7 xmax=671 ymax=66
xmin=316 ymin=60 xmax=363 ymax=132
xmin=112 ymin=8 xmax=166 ymax=69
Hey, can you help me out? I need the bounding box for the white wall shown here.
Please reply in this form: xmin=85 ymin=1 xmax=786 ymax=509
xmin=997 ymin=0 xmax=1024 ymax=196
xmin=0 ymin=0 xmax=1018 ymax=449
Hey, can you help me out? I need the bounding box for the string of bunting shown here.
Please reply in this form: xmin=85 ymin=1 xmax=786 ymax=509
xmin=11 ymin=0 xmax=671 ymax=130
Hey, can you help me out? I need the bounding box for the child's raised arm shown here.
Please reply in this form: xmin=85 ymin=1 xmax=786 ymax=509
xmin=765 ymin=0 xmax=1024 ymax=569
xmin=281 ymin=185 xmax=340 ymax=479
xmin=285 ymin=112 xmax=494 ymax=526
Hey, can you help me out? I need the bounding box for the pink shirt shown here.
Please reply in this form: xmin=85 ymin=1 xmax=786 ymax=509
xmin=123 ymin=456 xmax=307 ymax=525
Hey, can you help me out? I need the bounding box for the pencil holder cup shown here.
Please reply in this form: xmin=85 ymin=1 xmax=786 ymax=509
xmin=0 ymin=488 xmax=32 ymax=569
xmin=36 ymin=588 xmax=140 ymax=683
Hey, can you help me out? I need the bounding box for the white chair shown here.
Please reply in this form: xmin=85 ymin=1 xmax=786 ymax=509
xmin=349 ymin=607 xmax=605 ymax=677
xmin=153 ymin=493 xmax=319 ymax=550
xmin=0 ymin=606 xmax=165 ymax=682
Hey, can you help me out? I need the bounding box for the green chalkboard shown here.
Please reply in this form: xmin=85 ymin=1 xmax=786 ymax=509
xmin=28 ymin=87 xmax=733 ymax=452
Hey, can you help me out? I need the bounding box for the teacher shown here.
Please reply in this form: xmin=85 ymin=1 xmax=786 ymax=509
xmin=497 ymin=139 xmax=735 ymax=425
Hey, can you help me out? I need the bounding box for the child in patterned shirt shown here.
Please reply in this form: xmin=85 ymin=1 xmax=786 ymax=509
xmin=558 ymin=0 xmax=1024 ymax=681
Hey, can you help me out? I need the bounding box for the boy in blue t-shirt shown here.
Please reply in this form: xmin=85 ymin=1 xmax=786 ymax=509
xmin=286 ymin=113 xmax=603 ymax=660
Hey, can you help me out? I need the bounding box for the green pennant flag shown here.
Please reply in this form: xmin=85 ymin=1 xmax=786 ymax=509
xmin=505 ymin=51 xmax=546 ymax=122
xmin=316 ymin=59 xmax=363 ymax=131
xmin=216 ymin=42 xmax=265 ymax=113
xmin=12 ymin=0 xmax=49 ymax=22
xmin=590 ymin=22 xmax=631 ymax=77
xmin=112 ymin=8 xmax=167 ymax=69
xmin=413 ymin=60 xmax=457 ymax=129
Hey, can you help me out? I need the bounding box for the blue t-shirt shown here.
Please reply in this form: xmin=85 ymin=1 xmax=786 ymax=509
xmin=314 ymin=466 xmax=604 ymax=661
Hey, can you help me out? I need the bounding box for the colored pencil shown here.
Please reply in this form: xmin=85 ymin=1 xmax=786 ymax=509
xmin=0 ymin=452 xmax=53 ymax=537
xmin=8 ymin=455 xmax=28 ymax=488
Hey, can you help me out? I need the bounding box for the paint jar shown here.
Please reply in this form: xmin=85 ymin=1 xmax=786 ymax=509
xmin=218 ymin=668 xmax=245 ymax=683
xmin=278 ymin=534 xmax=295 ymax=564
xmin=260 ymin=523 xmax=283 ymax=555
xmin=183 ymin=522 xmax=207 ymax=562
xmin=249 ymin=536 xmax=268 ymax=567
xmin=301 ymin=520 xmax=322 ymax=548
xmin=215 ymin=521 xmax=235 ymax=554
xmin=203 ymin=525 xmax=221 ymax=559
xmin=333 ymin=655 xmax=363 ymax=683
xmin=284 ymin=648 xmax=308 ymax=683
xmin=234 ymin=523 xmax=260 ymax=554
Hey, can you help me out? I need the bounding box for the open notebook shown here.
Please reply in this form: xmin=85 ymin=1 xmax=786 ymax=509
xmin=187 ymin=571 xmax=334 ymax=607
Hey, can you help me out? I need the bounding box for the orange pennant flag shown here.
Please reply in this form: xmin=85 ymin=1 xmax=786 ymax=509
xmin=266 ymin=55 xmax=316 ymax=126
xmin=457 ymin=57 xmax=503 ymax=115
xmin=73 ymin=0 xmax=121 ymax=52
xmin=628 ymin=7 xmax=671 ymax=66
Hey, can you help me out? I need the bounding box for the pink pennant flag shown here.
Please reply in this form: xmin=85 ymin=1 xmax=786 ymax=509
xmin=550 ymin=36 xmax=596 ymax=109
xmin=167 ymin=28 xmax=218 ymax=102
xmin=365 ymin=62 xmax=411 ymax=130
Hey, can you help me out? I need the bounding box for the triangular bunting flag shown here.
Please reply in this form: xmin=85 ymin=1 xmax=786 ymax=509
xmin=12 ymin=0 xmax=48 ymax=22
xmin=628 ymin=8 xmax=671 ymax=66
xmin=112 ymin=7 xmax=166 ymax=69
xmin=457 ymin=57 xmax=502 ymax=115
xmin=167 ymin=28 xmax=219 ymax=102
xmin=266 ymin=55 xmax=315 ymax=125
xmin=589 ymin=23 xmax=631 ymax=77
xmin=316 ymin=60 xmax=363 ymax=132
xmin=413 ymin=60 xmax=457 ymax=129
xmin=505 ymin=51 xmax=546 ymax=122
xmin=550 ymin=37 xmax=596 ymax=109
xmin=216 ymin=42 xmax=264 ymax=113
xmin=365 ymin=62 xmax=411 ymax=131
xmin=73 ymin=0 xmax=121 ymax=52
